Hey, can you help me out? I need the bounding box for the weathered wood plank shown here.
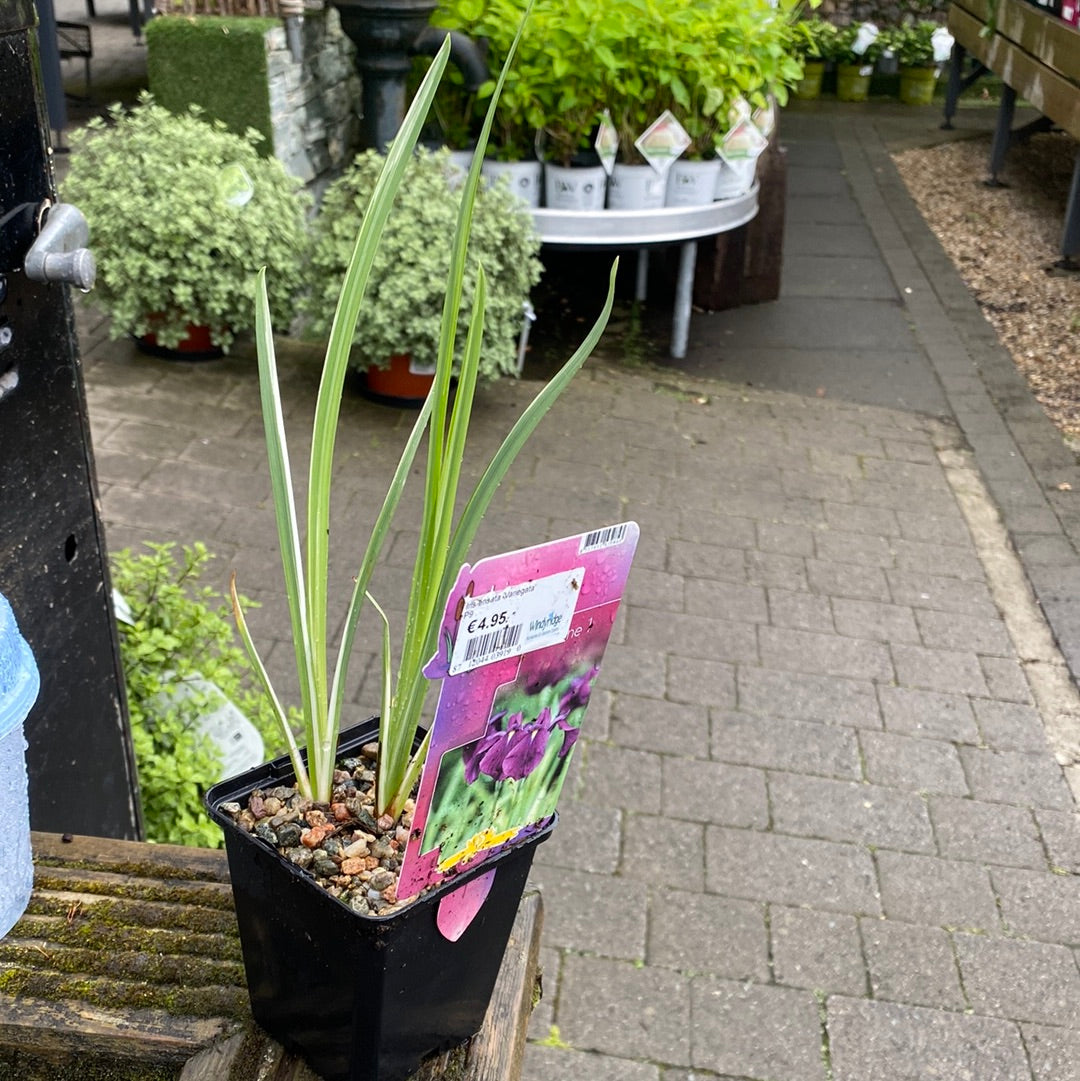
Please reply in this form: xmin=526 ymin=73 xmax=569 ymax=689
xmin=951 ymin=0 xmax=1080 ymax=83
xmin=5 ymin=834 xmax=544 ymax=1080
xmin=949 ymin=4 xmax=1080 ymax=139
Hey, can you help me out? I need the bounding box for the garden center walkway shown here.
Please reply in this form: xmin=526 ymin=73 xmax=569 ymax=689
xmin=64 ymin=7 xmax=1080 ymax=1078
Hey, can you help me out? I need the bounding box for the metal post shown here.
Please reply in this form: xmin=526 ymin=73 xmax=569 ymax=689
xmin=1059 ymin=148 xmax=1080 ymax=268
xmin=942 ymin=43 xmax=964 ymax=130
xmin=986 ymin=84 xmax=1016 ymax=186
xmin=635 ymin=249 xmax=649 ymax=303
xmin=671 ymin=240 xmax=698 ymax=359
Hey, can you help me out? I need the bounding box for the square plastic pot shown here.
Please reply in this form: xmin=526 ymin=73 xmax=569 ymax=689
xmin=205 ymin=718 xmax=552 ymax=1081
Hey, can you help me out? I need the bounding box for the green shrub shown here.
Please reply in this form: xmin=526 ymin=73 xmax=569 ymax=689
xmin=112 ymin=542 xmax=288 ymax=848
xmin=301 ymin=147 xmax=541 ymax=378
xmin=63 ymin=95 xmax=310 ymax=352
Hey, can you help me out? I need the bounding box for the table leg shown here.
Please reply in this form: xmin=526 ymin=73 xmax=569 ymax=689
xmin=635 ymin=249 xmax=649 ymax=302
xmin=986 ymin=85 xmax=1016 ymax=186
xmin=671 ymin=240 xmax=697 ymax=359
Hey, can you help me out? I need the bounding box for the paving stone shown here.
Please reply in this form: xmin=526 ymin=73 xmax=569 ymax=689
xmin=577 ymin=742 xmax=663 ymax=813
xmin=959 ymin=747 xmax=1075 ymax=810
xmin=757 ymin=520 xmax=817 ymax=557
xmin=683 ymin=578 xmax=768 ymax=624
xmin=891 ymin=642 xmax=989 ymax=697
xmin=832 ymin=597 xmax=920 ymax=644
xmin=827 ymin=996 xmax=1030 ymax=1081
xmin=992 ymin=866 xmax=1080 ymax=942
xmin=769 ymin=774 xmax=935 ymax=852
xmin=648 ymin=890 xmax=768 ymax=979
xmin=770 ymin=906 xmax=867 ymax=995
xmin=914 ymin=608 xmax=1013 ymax=657
xmin=523 ymin=1045 xmax=661 ymax=1081
xmin=814 ymin=529 xmax=896 ymax=568
xmin=891 ymin=538 xmax=987 ymax=581
xmin=597 ymin=646 xmax=669 ymax=703
xmin=979 ymin=656 xmax=1035 ymax=704
xmin=534 ymin=799 xmax=621 ymax=875
xmin=781 ymin=468 xmax=853 ymax=504
xmin=556 ymin=955 xmax=690 ymax=1065
xmin=886 ymin=569 xmax=1000 ymax=618
xmin=973 ymin=699 xmax=1052 ymax=753
xmin=529 ymin=867 xmax=646 ymax=961
xmin=712 ymin=711 xmax=862 ymax=780
xmin=806 ymin=558 xmax=891 ymax=601
xmin=954 ymin=932 xmax=1080 ymax=1025
xmin=745 ymin=550 xmax=809 ymax=591
xmin=823 ymin=500 xmax=900 ymax=537
xmin=706 ymin=827 xmax=880 ymax=915
xmin=1035 ymin=809 xmax=1080 ymax=874
xmin=689 ymin=978 xmax=825 ymax=1080
xmin=665 ymin=655 xmax=736 ymax=708
xmin=738 ymin=668 xmax=882 ymax=729
xmin=667 ymin=539 xmax=746 ymax=582
xmin=875 ymin=849 xmax=1000 ymax=931
xmin=759 ymin=626 xmax=893 ymax=682
xmin=878 ymin=685 xmax=980 ymax=742
xmin=930 ymin=797 xmax=1046 ymax=869
xmin=767 ymin=588 xmax=835 ymax=632
xmin=675 ymin=512 xmax=757 ymax=550
xmin=1022 ymin=1023 xmax=1080 ymax=1081
xmin=661 ymin=758 xmax=768 ymax=827
xmin=624 ymin=609 xmax=759 ymax=664
xmin=610 ymin=695 xmax=709 ymax=758
xmin=621 ymin=813 xmax=705 ymax=893
xmin=859 ymin=729 xmax=968 ymax=795
xmin=860 ymin=919 xmax=965 ymax=1009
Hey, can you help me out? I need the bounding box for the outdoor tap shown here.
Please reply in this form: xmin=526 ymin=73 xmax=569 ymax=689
xmin=24 ymin=202 xmax=96 ymax=293
xmin=411 ymin=26 xmax=488 ymax=91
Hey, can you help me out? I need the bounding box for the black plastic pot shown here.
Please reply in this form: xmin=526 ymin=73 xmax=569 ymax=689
xmin=205 ymin=718 xmax=552 ymax=1081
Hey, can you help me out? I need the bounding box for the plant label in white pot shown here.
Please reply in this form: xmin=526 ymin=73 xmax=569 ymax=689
xmin=634 ymin=110 xmax=691 ymax=179
xmin=0 ymin=594 xmax=39 ymax=939
xmin=544 ymin=163 xmax=607 ymax=210
xmin=665 ymin=158 xmax=722 ymax=207
xmin=480 ymin=159 xmax=543 ymax=208
xmin=607 ymin=163 xmax=667 ymax=210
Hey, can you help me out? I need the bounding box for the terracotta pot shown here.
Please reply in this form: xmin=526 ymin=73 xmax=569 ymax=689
xmin=362 ymin=354 xmax=435 ymax=407
xmin=136 ymin=322 xmax=224 ymax=361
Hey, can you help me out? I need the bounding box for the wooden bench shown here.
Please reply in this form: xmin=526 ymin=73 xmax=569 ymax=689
xmin=0 ymin=832 xmax=543 ymax=1081
xmin=945 ymin=0 xmax=1080 ymax=264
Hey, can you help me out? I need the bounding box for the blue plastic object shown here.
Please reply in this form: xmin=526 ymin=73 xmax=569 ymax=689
xmin=0 ymin=593 xmax=39 ymax=938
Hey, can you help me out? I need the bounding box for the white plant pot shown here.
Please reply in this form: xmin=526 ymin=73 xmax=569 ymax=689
xmin=0 ymin=595 xmax=38 ymax=940
xmin=543 ymin=163 xmax=607 ymax=211
xmin=445 ymin=148 xmax=476 ymax=189
xmin=607 ymin=163 xmax=667 ymax=210
xmin=665 ymin=158 xmax=722 ymax=207
xmin=481 ymin=159 xmax=543 ymax=208
xmin=714 ymin=156 xmax=758 ymax=200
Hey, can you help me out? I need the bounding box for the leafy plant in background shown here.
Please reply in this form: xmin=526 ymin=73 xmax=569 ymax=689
xmin=63 ymin=95 xmax=310 ymax=352
xmin=232 ymin=27 xmax=617 ymax=820
xmin=300 ymin=146 xmax=541 ymax=378
xmin=794 ymin=17 xmax=839 ymax=61
xmin=112 ymin=543 xmax=288 ymax=847
xmin=881 ymin=21 xmax=945 ymax=67
xmin=825 ymin=22 xmax=885 ymax=65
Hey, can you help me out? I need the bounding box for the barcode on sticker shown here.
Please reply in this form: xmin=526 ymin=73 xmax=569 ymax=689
xmin=580 ymin=523 xmax=628 ymax=553
xmin=464 ymin=622 xmax=523 ymax=665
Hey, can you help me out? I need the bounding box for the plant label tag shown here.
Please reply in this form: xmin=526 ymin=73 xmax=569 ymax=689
xmin=752 ymin=99 xmax=776 ymax=139
xmin=397 ymin=522 xmax=639 ymax=903
xmin=595 ymin=110 xmax=618 ymax=176
xmin=449 ymin=567 xmax=584 ymax=676
xmin=720 ymin=119 xmax=769 ymax=163
xmin=634 ymin=110 xmax=690 ymax=177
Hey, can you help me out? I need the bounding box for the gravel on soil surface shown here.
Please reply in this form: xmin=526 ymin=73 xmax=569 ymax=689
xmin=893 ymin=131 xmax=1080 ymax=441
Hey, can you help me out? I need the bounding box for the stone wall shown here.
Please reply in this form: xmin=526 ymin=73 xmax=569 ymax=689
xmin=817 ymin=0 xmax=949 ymax=23
xmin=264 ymin=4 xmax=362 ymax=195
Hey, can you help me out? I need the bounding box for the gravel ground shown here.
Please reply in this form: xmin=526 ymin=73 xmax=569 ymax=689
xmin=893 ymin=131 xmax=1080 ymax=441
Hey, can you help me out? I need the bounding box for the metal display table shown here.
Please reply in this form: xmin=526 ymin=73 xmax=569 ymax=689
xmin=530 ymin=184 xmax=759 ymax=358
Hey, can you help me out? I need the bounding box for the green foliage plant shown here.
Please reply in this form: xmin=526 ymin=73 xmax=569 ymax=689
xmin=112 ymin=542 xmax=288 ymax=848
xmin=827 ymin=23 xmax=885 ymax=65
xmin=881 ymin=22 xmax=942 ymax=67
xmin=232 ymin=24 xmax=617 ymax=820
xmin=300 ymin=146 xmax=541 ymax=378
xmin=146 ymin=16 xmax=278 ymax=150
xmin=63 ymin=95 xmax=310 ymax=352
xmin=794 ymin=18 xmax=839 ymax=61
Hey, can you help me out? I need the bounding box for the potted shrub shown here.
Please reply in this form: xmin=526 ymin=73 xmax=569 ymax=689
xmin=884 ymin=22 xmax=953 ymax=105
xmin=300 ymin=145 xmax=542 ymax=402
xmin=826 ymin=22 xmax=882 ymax=102
xmin=63 ymin=94 xmax=309 ymax=356
xmin=792 ymin=18 xmax=838 ymax=100
xmin=205 ymin=33 xmax=622 ymax=1081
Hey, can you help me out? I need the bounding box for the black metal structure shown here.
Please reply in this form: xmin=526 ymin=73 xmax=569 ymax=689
xmin=331 ymin=0 xmax=487 ymax=151
xmin=0 ymin=0 xmax=142 ymax=839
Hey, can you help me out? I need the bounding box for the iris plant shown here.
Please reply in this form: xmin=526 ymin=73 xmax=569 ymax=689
xmin=231 ymin=18 xmax=617 ymax=819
